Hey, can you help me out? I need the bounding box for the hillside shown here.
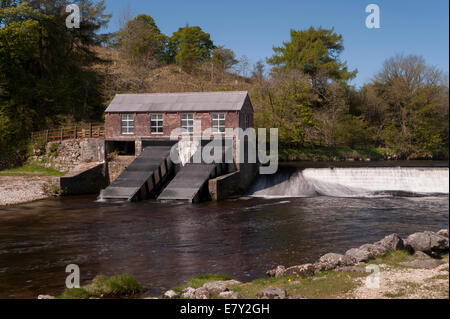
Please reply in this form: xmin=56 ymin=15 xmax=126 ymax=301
xmin=96 ymin=47 xmax=254 ymax=105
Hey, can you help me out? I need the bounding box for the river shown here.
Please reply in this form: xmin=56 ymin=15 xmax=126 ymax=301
xmin=0 ymin=161 xmax=448 ymax=298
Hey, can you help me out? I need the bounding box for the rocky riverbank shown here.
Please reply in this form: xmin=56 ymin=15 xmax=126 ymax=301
xmin=0 ymin=176 xmax=60 ymax=206
xmin=161 ymin=229 xmax=449 ymax=299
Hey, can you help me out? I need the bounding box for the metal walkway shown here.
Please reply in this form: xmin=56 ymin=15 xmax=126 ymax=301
xmin=101 ymin=146 xmax=173 ymax=201
xmin=157 ymin=163 xmax=217 ymax=203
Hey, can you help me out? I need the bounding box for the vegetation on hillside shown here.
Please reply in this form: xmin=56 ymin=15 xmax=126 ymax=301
xmin=1 ymin=1 xmax=448 ymax=162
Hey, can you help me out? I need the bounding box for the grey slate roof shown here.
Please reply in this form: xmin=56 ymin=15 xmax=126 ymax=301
xmin=105 ymin=91 xmax=249 ymax=113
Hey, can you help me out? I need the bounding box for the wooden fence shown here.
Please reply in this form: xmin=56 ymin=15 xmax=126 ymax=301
xmin=31 ymin=123 xmax=105 ymax=143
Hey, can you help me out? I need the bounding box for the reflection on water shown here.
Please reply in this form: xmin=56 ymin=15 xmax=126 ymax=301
xmin=0 ymin=194 xmax=448 ymax=298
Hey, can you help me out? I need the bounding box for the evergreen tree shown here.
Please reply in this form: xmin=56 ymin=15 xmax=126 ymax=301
xmin=169 ymin=25 xmax=214 ymax=71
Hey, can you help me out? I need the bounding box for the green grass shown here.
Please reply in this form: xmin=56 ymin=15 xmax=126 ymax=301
xmin=0 ymin=164 xmax=64 ymax=176
xmin=171 ymin=274 xmax=232 ymax=294
xmin=230 ymin=270 xmax=367 ymax=299
xmin=383 ymin=289 xmax=406 ymax=298
xmin=367 ymin=250 xmax=412 ymax=268
xmin=59 ymin=274 xmax=146 ymax=299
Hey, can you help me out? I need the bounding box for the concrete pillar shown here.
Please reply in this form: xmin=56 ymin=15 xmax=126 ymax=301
xmin=135 ymin=139 xmax=142 ymax=156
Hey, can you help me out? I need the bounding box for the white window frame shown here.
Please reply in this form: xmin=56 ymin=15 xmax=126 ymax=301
xmin=212 ymin=113 xmax=226 ymax=133
xmin=150 ymin=114 xmax=163 ymax=134
xmin=181 ymin=113 xmax=194 ymax=133
xmin=121 ymin=113 xmax=134 ymax=135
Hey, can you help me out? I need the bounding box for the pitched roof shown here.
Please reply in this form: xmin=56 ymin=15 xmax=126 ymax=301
xmin=104 ymin=91 xmax=250 ymax=113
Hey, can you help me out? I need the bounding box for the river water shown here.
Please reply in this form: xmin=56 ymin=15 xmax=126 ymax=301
xmin=0 ymin=161 xmax=448 ymax=298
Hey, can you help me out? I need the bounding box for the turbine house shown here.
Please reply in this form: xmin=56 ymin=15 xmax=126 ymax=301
xmin=101 ymin=91 xmax=258 ymax=203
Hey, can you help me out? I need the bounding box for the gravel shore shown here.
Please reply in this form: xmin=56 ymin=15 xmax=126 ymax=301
xmin=0 ymin=176 xmax=59 ymax=206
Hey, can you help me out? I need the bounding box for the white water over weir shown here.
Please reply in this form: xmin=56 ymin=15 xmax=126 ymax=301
xmin=249 ymin=167 xmax=449 ymax=198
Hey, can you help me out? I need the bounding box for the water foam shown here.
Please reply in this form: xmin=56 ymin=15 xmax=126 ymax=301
xmin=249 ymin=167 xmax=449 ymax=198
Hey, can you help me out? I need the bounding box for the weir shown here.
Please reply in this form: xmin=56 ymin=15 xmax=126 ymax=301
xmin=249 ymin=166 xmax=450 ymax=198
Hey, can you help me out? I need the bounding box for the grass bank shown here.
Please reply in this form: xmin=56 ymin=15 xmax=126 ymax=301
xmin=59 ymin=274 xmax=146 ymax=299
xmin=0 ymin=164 xmax=64 ymax=177
xmin=171 ymin=251 xmax=449 ymax=299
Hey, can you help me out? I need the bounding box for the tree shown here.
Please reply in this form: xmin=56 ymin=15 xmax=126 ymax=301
xmin=0 ymin=0 xmax=110 ymax=154
xmin=251 ymin=60 xmax=266 ymax=81
xmin=253 ymin=69 xmax=316 ymax=147
xmin=117 ymin=14 xmax=168 ymax=66
xmin=210 ymin=45 xmax=237 ymax=79
xmin=366 ymin=54 xmax=448 ymax=158
xmin=267 ymin=26 xmax=356 ymax=99
xmin=169 ymin=25 xmax=214 ymax=70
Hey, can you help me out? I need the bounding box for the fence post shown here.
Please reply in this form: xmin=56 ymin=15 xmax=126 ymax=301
xmin=45 ymin=130 xmax=49 ymax=143
xmin=74 ymin=125 xmax=77 ymax=139
xmin=89 ymin=123 xmax=92 ymax=138
xmin=60 ymin=128 xmax=64 ymax=142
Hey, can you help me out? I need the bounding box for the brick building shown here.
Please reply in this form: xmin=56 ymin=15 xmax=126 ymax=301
xmin=104 ymin=91 xmax=254 ymax=154
xmin=103 ymin=91 xmax=258 ymax=202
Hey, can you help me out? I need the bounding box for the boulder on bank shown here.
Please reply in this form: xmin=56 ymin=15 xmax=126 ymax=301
xmin=218 ymin=291 xmax=245 ymax=299
xmin=405 ymin=231 xmax=449 ymax=256
xmin=163 ymin=290 xmax=179 ymax=299
xmin=201 ymin=280 xmax=241 ymax=295
xmin=266 ymin=265 xmax=286 ymax=278
xmin=256 ymin=287 xmax=286 ymax=299
xmin=374 ymin=233 xmax=404 ymax=251
xmin=437 ymin=229 xmax=449 ymax=238
xmin=38 ymin=294 xmax=55 ymax=299
xmin=359 ymin=243 xmax=388 ymax=258
xmin=181 ymin=286 xmax=210 ymax=299
xmin=345 ymin=248 xmax=373 ymax=264
xmin=314 ymin=253 xmax=348 ymax=272
xmin=284 ymin=264 xmax=315 ymax=277
xmin=181 ymin=287 xmax=196 ymax=299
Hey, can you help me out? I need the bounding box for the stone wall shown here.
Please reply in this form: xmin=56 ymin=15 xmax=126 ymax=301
xmin=106 ymin=155 xmax=135 ymax=184
xmin=29 ymin=138 xmax=105 ymax=172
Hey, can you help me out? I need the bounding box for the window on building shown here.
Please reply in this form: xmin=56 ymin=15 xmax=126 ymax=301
xmin=150 ymin=114 xmax=163 ymax=134
xmin=121 ymin=114 xmax=134 ymax=134
xmin=181 ymin=113 xmax=194 ymax=133
xmin=212 ymin=113 xmax=226 ymax=133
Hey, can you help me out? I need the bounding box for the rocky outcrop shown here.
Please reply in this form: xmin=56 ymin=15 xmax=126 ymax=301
xmin=405 ymin=231 xmax=449 ymax=256
xmin=266 ymin=229 xmax=448 ymax=282
xmin=256 ymin=287 xmax=286 ymax=299
xmin=162 ymin=229 xmax=449 ymax=300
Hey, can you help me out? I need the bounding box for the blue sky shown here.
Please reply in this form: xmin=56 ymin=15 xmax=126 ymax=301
xmin=104 ymin=0 xmax=449 ymax=87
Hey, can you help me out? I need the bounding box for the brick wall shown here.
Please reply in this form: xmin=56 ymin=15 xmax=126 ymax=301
xmin=105 ymin=111 xmax=243 ymax=139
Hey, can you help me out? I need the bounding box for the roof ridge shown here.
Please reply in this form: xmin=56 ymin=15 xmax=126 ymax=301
xmin=116 ymin=91 xmax=248 ymax=96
